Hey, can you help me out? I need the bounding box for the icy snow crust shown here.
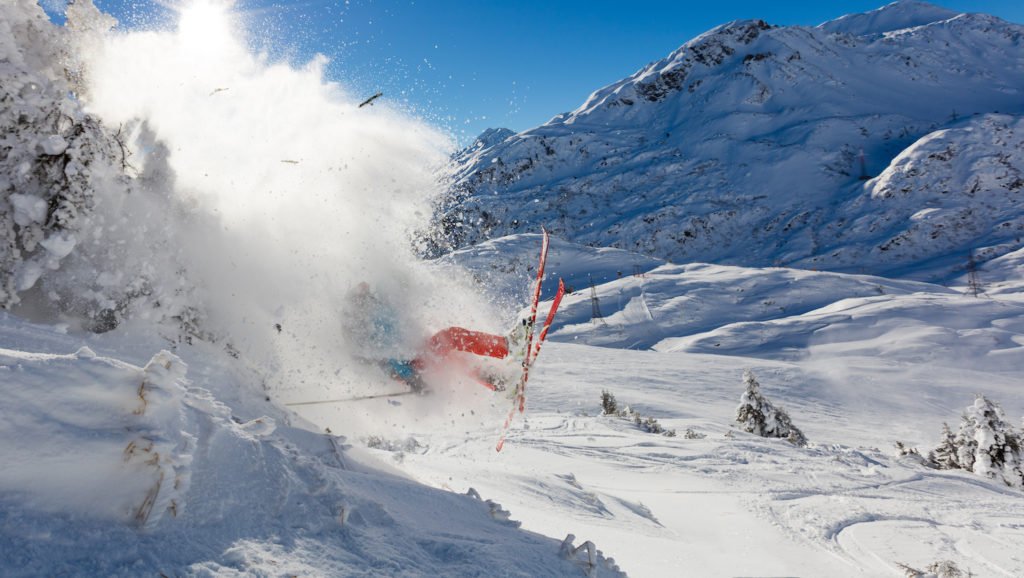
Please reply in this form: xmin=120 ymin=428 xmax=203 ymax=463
xmin=441 ymin=2 xmax=1024 ymax=282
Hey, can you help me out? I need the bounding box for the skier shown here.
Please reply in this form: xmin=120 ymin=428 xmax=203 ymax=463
xmin=342 ymin=282 xmax=530 ymax=393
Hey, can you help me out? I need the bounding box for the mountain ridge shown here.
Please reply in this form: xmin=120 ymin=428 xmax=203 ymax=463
xmin=434 ymin=2 xmax=1024 ymax=282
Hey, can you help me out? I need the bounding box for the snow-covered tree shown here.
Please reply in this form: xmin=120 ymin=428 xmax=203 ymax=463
xmin=1 ymin=1 xmax=122 ymax=311
xmin=953 ymin=395 xmax=1024 ymax=488
xmin=928 ymin=422 xmax=960 ymax=470
xmin=0 ymin=1 xmax=202 ymax=335
xmin=600 ymin=390 xmax=618 ymax=415
xmin=735 ymin=370 xmax=806 ymax=446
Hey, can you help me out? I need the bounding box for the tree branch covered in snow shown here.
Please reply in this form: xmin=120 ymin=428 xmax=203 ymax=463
xmin=0 ymin=1 xmax=205 ymax=338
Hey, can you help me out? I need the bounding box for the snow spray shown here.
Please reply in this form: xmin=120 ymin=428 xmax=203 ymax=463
xmin=76 ymin=0 xmax=501 ymax=431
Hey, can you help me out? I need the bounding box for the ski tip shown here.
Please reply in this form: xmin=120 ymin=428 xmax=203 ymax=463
xmin=495 ymin=439 xmax=505 ymax=452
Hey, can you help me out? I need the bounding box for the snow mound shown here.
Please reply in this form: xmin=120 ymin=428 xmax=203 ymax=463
xmin=0 ymin=347 xmax=193 ymax=529
xmin=0 ymin=316 xmax=623 ymax=576
xmin=545 ymin=260 xmax=947 ymax=350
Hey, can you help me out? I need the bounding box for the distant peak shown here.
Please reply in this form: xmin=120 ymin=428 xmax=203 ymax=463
xmin=473 ymin=127 xmax=515 ymax=150
xmin=819 ymin=1 xmax=959 ymax=37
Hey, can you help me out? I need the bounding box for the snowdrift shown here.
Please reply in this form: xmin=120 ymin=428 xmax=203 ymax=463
xmin=0 ymin=315 xmax=621 ymax=577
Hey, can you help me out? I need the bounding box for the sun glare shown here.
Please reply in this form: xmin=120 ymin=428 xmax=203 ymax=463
xmin=176 ymin=0 xmax=235 ymax=53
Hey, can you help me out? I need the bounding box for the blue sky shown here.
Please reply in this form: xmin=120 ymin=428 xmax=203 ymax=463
xmin=67 ymin=1 xmax=1024 ymax=144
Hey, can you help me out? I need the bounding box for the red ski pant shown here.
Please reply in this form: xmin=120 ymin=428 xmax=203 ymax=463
xmin=410 ymin=327 xmax=509 ymax=391
xmin=423 ymin=327 xmax=508 ymax=359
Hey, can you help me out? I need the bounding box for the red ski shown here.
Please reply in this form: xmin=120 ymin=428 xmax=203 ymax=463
xmin=519 ymin=278 xmax=566 ymax=413
xmin=496 ymin=231 xmax=565 ymax=452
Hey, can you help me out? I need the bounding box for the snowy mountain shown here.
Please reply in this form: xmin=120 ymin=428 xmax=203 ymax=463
xmin=436 ymin=1 xmax=1024 ymax=281
xmin=820 ymin=0 xmax=958 ymax=36
xmin=795 ymin=113 xmax=1024 ymax=277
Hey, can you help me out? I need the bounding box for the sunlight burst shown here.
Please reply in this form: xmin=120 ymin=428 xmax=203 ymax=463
xmin=176 ymin=0 xmax=236 ymax=53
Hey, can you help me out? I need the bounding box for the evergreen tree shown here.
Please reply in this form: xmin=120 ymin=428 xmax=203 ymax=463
xmin=928 ymin=422 xmax=960 ymax=470
xmin=735 ymin=370 xmax=806 ymax=446
xmin=600 ymin=390 xmax=618 ymax=415
xmin=954 ymin=395 xmax=1024 ymax=488
xmin=0 ymin=1 xmax=201 ymax=336
xmin=0 ymin=1 xmax=124 ymax=312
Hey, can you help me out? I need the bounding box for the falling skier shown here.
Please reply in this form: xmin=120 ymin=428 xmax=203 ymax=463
xmin=342 ymin=281 xmax=532 ymax=394
xmin=327 ymin=231 xmax=563 ymax=452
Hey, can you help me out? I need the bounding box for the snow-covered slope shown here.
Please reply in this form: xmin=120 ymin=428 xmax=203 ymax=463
xmin=976 ymin=246 xmax=1024 ymax=295
xmin=301 ymin=248 xmax=1024 ymax=577
xmin=436 ymin=2 xmax=1024 ymax=281
xmin=0 ymin=314 xmax=621 ymax=577
xmin=439 ymin=233 xmax=665 ymax=309
xmin=0 ymin=3 xmax=623 ymax=576
xmin=796 ymin=113 xmax=1024 ymax=277
xmin=820 ymin=0 xmax=957 ymax=36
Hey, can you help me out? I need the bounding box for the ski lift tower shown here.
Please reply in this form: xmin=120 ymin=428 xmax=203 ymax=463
xmin=966 ymin=252 xmax=984 ymax=297
xmin=589 ymin=274 xmax=605 ymax=325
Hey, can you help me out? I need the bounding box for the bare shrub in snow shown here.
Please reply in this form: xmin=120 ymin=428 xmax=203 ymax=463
xmin=635 ymin=413 xmax=675 ymax=436
xmin=466 ymin=488 xmax=520 ymax=528
xmin=735 ymin=369 xmax=806 ymax=446
xmin=895 ymin=441 xmax=932 ymax=467
xmin=895 ymin=441 xmax=920 ymax=457
xmin=560 ymin=534 xmax=626 ymax=578
xmin=364 ymin=435 xmax=421 ymax=453
xmin=683 ymin=427 xmax=706 ymax=439
xmin=896 ymin=559 xmax=971 ymax=577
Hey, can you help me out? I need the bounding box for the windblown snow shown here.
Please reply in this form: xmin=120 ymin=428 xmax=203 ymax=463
xmin=3 ymin=0 xmax=1024 ymax=577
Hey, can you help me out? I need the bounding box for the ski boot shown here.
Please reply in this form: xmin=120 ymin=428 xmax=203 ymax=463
xmin=384 ymin=359 xmax=428 ymax=394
